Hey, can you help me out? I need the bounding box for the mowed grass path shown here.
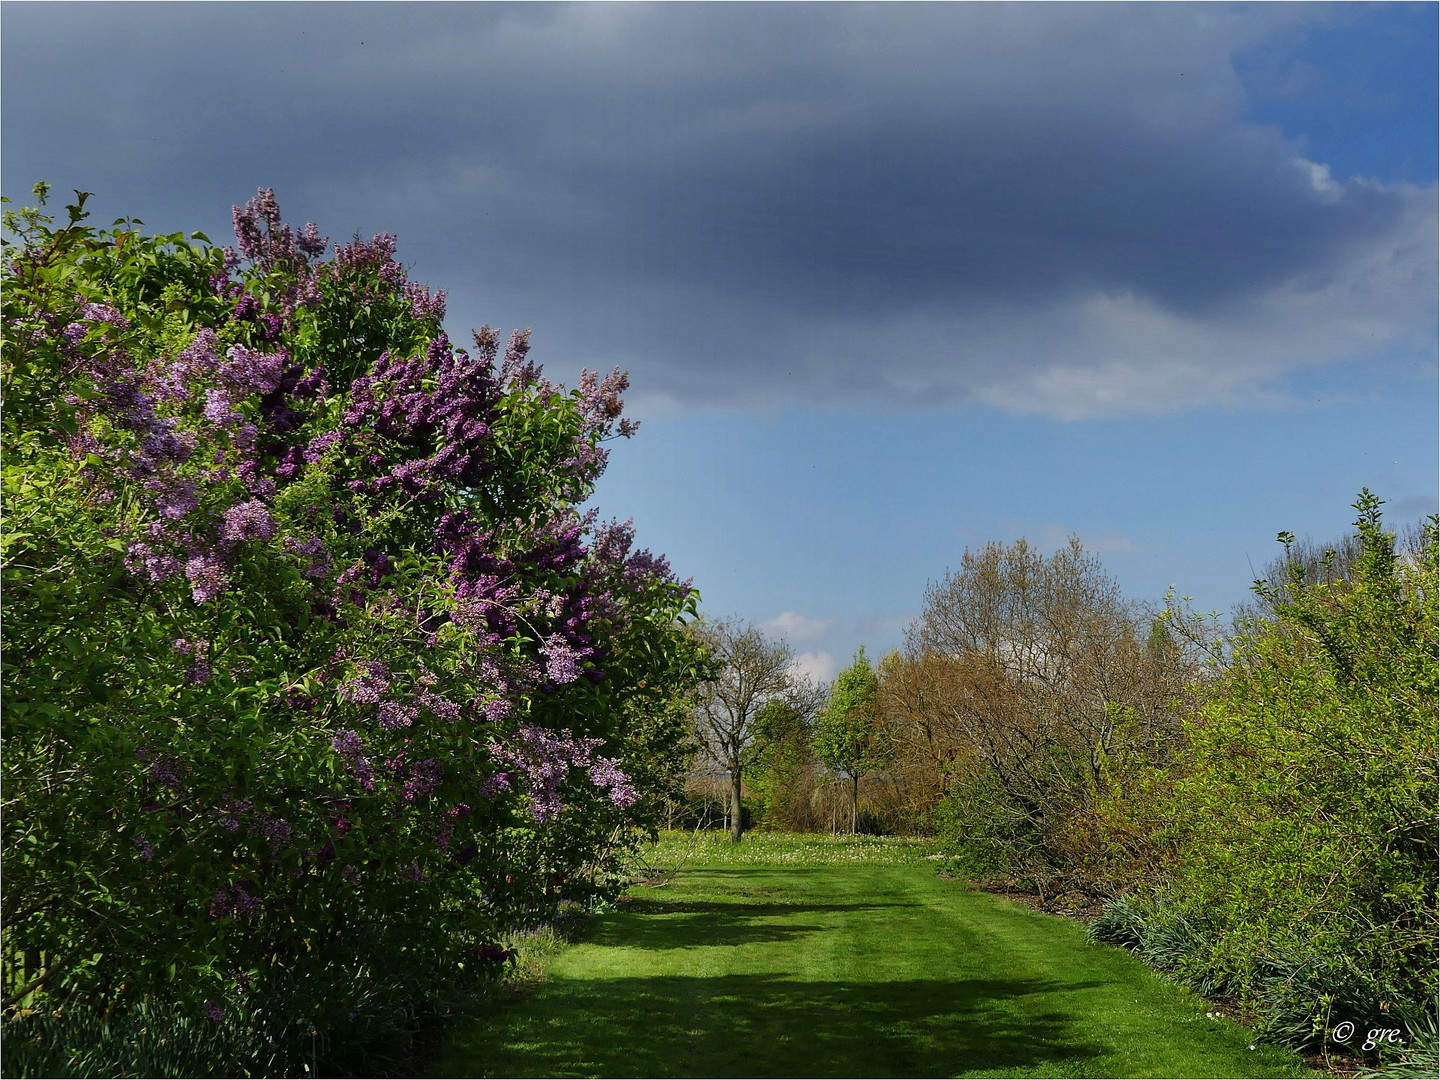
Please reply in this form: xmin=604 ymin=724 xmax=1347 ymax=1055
xmin=436 ymin=834 xmax=1313 ymax=1078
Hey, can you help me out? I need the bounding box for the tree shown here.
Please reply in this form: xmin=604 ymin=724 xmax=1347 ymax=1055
xmin=813 ymin=647 xmax=891 ymax=833
xmin=874 ymin=648 xmax=963 ymax=830
xmin=906 ymin=537 xmax=1189 ymax=894
xmin=747 ymin=696 xmax=819 ymax=831
xmin=691 ymin=620 xmax=794 ymax=842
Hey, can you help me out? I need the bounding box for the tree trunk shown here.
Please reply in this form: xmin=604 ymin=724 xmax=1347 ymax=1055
xmin=729 ymin=768 xmax=743 ymax=843
xmin=850 ymin=774 xmax=859 ymax=834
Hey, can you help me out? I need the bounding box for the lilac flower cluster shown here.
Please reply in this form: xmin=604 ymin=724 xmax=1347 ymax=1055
xmin=231 ymin=187 xmax=327 ymax=271
xmin=541 ymin=634 xmax=580 ymax=685
xmin=185 ymin=552 xmax=231 ymax=604
xmin=377 ymin=701 xmax=419 ymax=730
xmin=79 ymin=301 xmax=128 ymax=328
xmin=125 ymin=539 xmax=182 ymax=583
xmin=209 ymin=878 xmax=261 ymax=919
xmin=283 ymin=534 xmax=331 ymax=580
xmin=337 ymin=660 xmax=391 ymax=706
xmin=172 ymin=637 xmax=213 ymax=684
xmin=249 ymin=811 xmax=292 ymax=851
xmin=331 ymin=728 xmax=376 ymax=791
xmin=400 ymin=758 xmax=443 ymax=803
xmin=220 ymin=499 xmax=277 ymax=544
xmin=489 ymin=725 xmax=638 ymax=823
xmin=402 ymin=280 xmax=447 ymax=322
xmin=218 ymin=797 xmax=252 ymax=834
xmin=333 ymin=332 xmax=502 ymax=498
xmin=417 ymin=689 xmax=461 ymax=723
xmin=150 ymin=329 xmax=221 ymax=403
xmin=219 ymin=344 xmax=287 ymax=396
xmin=144 ymin=752 xmax=184 ymax=793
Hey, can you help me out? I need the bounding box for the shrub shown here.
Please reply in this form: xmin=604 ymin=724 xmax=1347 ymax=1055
xmin=1 ymin=185 xmax=702 ymax=1071
xmin=1083 ymin=495 xmax=1438 ymax=1052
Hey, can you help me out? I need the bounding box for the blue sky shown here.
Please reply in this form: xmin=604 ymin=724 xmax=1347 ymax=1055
xmin=4 ymin=2 xmax=1435 ymax=680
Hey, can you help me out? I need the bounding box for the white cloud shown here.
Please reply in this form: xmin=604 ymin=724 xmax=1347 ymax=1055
xmin=788 ymin=651 xmax=837 ymax=685
xmin=761 ymin=611 xmax=834 ymax=644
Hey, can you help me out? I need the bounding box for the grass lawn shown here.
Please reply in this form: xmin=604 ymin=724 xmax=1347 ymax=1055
xmin=434 ymin=833 xmax=1316 ymax=1078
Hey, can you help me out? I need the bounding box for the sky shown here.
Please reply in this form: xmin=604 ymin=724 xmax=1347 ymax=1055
xmin=4 ymin=1 xmax=1436 ymax=682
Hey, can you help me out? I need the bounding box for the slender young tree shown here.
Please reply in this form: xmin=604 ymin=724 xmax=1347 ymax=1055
xmin=692 ymin=619 xmax=794 ymax=842
xmin=813 ymin=647 xmax=891 ymax=834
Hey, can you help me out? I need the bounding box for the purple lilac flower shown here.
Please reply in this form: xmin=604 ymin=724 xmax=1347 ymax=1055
xmin=125 ymin=540 xmax=182 ymax=582
xmin=330 ymin=728 xmax=376 ymax=790
xmin=418 ymin=689 xmax=461 ymax=723
xmin=232 ymin=293 xmax=261 ymax=321
xmin=218 ymin=797 xmax=251 ymax=833
xmin=480 ymin=772 xmax=512 ymax=799
xmin=541 ymin=634 xmax=580 ymax=685
xmin=402 ymin=758 xmax=442 ymax=802
xmin=378 ymin=701 xmax=419 ymax=730
xmin=211 ymin=878 xmax=261 ymax=919
xmin=153 ymin=478 xmax=199 ymax=521
xmin=403 ymin=280 xmax=447 ymax=321
xmin=490 ymin=726 xmax=637 ymax=822
xmin=220 ymin=499 xmax=276 ymax=543
xmin=185 ymin=552 xmax=231 ymax=603
xmin=148 ymin=757 xmax=183 ymax=792
xmin=590 ymin=756 xmax=640 ymax=809
xmin=231 ymin=423 xmax=259 ymax=451
xmin=297 ymin=222 xmax=328 ymax=258
xmin=233 ymin=879 xmax=260 ymax=916
xmin=80 ymin=301 xmax=128 ymax=328
xmin=151 ymin=329 xmax=220 ymax=402
xmin=337 ymin=660 xmax=390 ymax=706
xmin=134 ymin=835 xmax=155 ymax=861
xmin=202 ymin=1001 xmax=224 ymax=1022
xmin=220 ymin=345 xmax=286 ymax=395
xmin=204 ymin=387 xmax=241 ymax=427
xmin=250 ymin=812 xmax=292 ymax=850
xmin=235 ymin=458 xmax=277 ymax=497
xmin=172 ymin=637 xmax=213 ymax=684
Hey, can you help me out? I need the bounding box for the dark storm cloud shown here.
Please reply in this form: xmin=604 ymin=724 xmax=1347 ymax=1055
xmin=3 ymin=3 xmax=1433 ymax=416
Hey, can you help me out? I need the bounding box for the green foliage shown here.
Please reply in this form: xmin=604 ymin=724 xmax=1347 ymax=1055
xmin=812 ymin=647 xmax=893 ymax=833
xmin=746 ymin=698 xmax=817 ymax=829
xmin=1161 ymin=493 xmax=1437 ymax=1041
xmin=1085 ymin=493 xmax=1438 ymax=1054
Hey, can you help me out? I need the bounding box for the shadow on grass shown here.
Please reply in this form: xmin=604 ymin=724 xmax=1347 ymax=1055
xmin=618 ymin=898 xmax=921 ymax=916
xmin=445 ymin=973 xmax=1107 ymax=1077
xmin=594 ymin=899 xmax=921 ymax=951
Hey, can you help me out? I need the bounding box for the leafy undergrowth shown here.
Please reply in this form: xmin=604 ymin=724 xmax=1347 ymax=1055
xmin=435 ymin=832 xmax=1316 ymax=1078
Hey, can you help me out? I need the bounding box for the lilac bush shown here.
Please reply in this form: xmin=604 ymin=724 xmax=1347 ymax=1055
xmin=1 ymin=185 xmax=703 ymax=1065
